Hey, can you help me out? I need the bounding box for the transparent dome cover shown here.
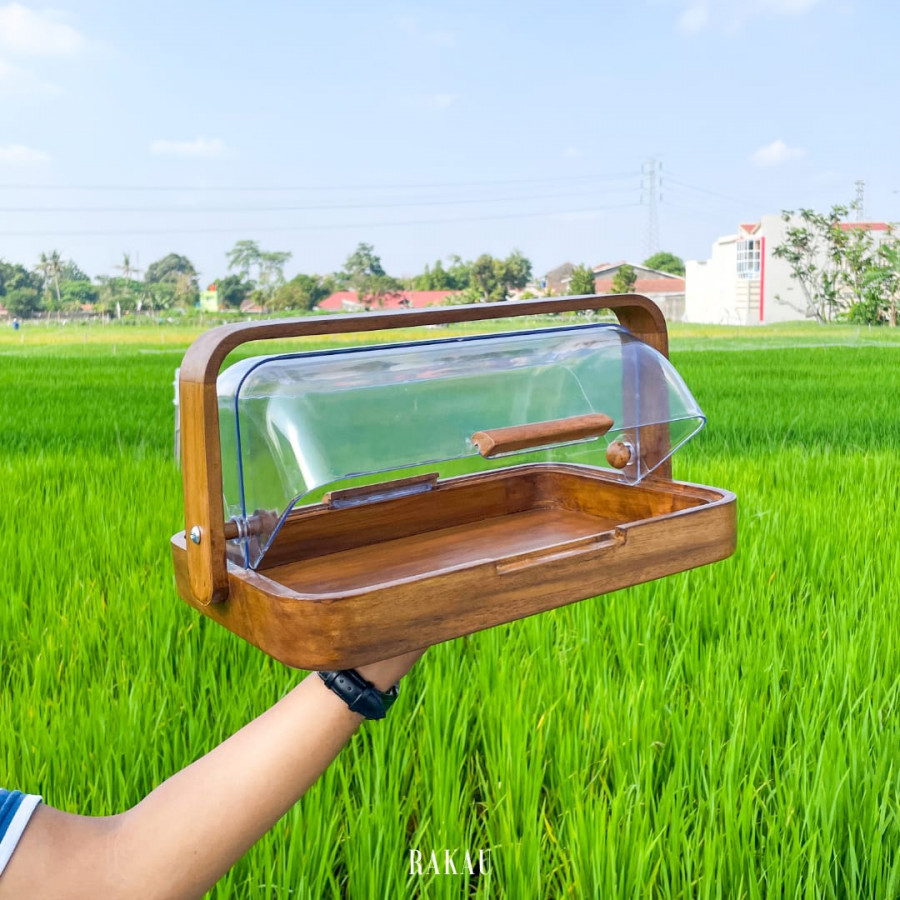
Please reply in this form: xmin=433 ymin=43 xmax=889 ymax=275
xmin=217 ymin=322 xmax=705 ymax=568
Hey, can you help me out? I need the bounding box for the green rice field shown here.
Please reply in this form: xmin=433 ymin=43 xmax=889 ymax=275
xmin=2 ymin=318 xmax=900 ymax=898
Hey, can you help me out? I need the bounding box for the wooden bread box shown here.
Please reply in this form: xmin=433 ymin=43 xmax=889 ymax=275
xmin=171 ymin=294 xmax=736 ymax=669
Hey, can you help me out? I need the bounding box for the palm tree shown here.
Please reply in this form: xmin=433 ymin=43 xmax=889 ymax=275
xmin=47 ymin=250 xmax=62 ymax=309
xmin=113 ymin=252 xmax=143 ymax=282
xmin=35 ymin=250 xmax=63 ymax=309
xmin=111 ymin=253 xmax=144 ymax=318
xmin=226 ymin=240 xmax=261 ymax=282
xmin=34 ymin=253 xmax=51 ymax=294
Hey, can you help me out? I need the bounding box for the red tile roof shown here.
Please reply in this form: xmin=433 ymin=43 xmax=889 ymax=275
xmin=838 ymin=221 xmax=889 ymax=231
xmin=593 ymin=277 xmax=685 ymax=294
xmin=319 ymin=290 xmax=460 ymax=311
xmin=591 ymin=260 xmax=625 ymax=274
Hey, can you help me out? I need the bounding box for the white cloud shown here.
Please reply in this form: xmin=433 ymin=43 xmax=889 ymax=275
xmin=678 ymin=1 xmax=709 ymax=33
xmin=0 ymin=142 xmax=50 ymax=164
xmin=150 ymin=137 xmax=229 ymax=159
xmin=0 ymin=55 xmax=57 ymax=93
xmin=751 ymin=139 xmax=806 ymax=167
xmin=563 ymin=146 xmax=583 ymax=159
xmin=394 ymin=15 xmax=455 ymax=46
xmin=428 ymin=92 xmax=459 ymax=109
xmin=0 ymin=3 xmax=85 ymax=56
xmin=760 ymin=0 xmax=820 ymax=12
xmin=676 ymin=0 xmax=822 ymax=32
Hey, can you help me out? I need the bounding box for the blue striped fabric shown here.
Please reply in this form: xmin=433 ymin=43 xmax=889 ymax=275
xmin=0 ymin=788 xmax=42 ymax=877
xmin=0 ymin=790 xmax=24 ymax=841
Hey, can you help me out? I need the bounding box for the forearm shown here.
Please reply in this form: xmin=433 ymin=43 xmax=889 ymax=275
xmin=108 ymin=672 xmax=363 ymax=898
xmin=2 ymin=652 xmax=420 ymax=900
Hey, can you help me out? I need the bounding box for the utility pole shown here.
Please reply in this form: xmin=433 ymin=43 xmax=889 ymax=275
xmin=854 ymin=179 xmax=865 ymax=221
xmin=641 ymin=159 xmax=662 ymax=258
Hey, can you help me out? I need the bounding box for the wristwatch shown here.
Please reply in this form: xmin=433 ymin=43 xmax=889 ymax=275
xmin=317 ymin=669 xmax=399 ymax=720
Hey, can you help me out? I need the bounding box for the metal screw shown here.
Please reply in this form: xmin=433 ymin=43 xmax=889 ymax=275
xmin=189 ymin=526 xmax=202 ymax=545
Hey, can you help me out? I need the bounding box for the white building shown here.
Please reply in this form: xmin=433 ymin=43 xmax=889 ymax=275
xmin=685 ymin=214 xmax=891 ymax=324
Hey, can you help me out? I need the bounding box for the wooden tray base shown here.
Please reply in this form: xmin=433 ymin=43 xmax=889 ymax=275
xmin=172 ymin=464 xmax=736 ymax=669
xmin=267 ymin=508 xmax=612 ymax=594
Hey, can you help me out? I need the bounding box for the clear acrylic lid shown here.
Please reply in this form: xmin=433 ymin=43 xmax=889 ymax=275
xmin=218 ymin=322 xmax=705 ymax=568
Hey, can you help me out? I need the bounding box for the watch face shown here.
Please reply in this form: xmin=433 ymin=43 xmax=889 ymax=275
xmin=381 ymin=684 xmax=399 ymax=711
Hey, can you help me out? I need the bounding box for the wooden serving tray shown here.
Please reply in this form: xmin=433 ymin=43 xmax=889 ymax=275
xmin=171 ymin=294 xmax=736 ymax=668
xmin=172 ymin=464 xmax=735 ymax=668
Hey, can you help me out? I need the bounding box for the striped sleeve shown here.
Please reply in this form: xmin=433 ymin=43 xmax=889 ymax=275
xmin=0 ymin=789 xmax=42 ymax=877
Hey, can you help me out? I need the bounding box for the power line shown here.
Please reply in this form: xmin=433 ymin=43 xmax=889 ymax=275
xmin=0 ymin=201 xmax=642 ymax=238
xmin=0 ymin=171 xmax=640 ymax=193
xmin=664 ymin=174 xmax=755 ymax=209
xmin=0 ymin=185 xmax=641 ymax=215
xmin=661 ymin=199 xmax=735 ymax=223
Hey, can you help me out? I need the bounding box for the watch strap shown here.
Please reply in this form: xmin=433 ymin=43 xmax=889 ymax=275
xmin=317 ymin=669 xmax=399 ymax=720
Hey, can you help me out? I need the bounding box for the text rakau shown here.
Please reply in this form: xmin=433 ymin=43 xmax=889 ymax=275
xmin=409 ymin=849 xmax=491 ymax=876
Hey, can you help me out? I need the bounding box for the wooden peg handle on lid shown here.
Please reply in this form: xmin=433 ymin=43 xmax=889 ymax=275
xmin=472 ymin=413 xmax=613 ymax=458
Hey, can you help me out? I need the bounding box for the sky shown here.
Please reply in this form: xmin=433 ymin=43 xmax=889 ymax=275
xmin=0 ymin=0 xmax=898 ymax=286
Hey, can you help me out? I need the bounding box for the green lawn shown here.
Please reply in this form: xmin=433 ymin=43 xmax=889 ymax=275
xmin=2 ymin=316 xmax=900 ymax=897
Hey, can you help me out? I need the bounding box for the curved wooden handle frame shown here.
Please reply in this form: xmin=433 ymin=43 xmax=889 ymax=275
xmin=179 ymin=293 xmax=669 ymax=605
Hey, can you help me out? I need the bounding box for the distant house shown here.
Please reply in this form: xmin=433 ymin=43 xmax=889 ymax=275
xmin=199 ymin=283 xmax=219 ymax=312
xmin=591 ymin=262 xmax=685 ymax=322
xmin=685 ymin=215 xmax=893 ymax=324
xmin=543 ymin=262 xmax=576 ymax=294
xmin=239 ymin=296 xmax=266 ymax=314
xmin=318 ymin=290 xmax=461 ymax=312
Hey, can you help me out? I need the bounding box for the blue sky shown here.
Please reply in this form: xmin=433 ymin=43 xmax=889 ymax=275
xmin=0 ymin=0 xmax=896 ymax=284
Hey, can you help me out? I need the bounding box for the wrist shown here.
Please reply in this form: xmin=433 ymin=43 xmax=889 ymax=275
xmin=354 ymin=664 xmax=399 ymax=693
xmin=316 ymin=669 xmax=398 ymax=720
xmin=356 ymin=649 xmax=426 ymax=691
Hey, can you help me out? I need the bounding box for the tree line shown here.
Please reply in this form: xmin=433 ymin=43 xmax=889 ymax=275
xmin=0 ymin=241 xmax=685 ymax=319
xmin=0 ymin=250 xmax=201 ymax=319
xmin=202 ymin=242 xmax=541 ymax=312
xmin=0 ymin=242 xmax=532 ymax=318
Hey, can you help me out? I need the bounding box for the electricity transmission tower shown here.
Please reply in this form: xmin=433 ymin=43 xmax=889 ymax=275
xmin=641 ymin=159 xmax=662 ymax=258
xmin=854 ymin=180 xmax=866 ymax=221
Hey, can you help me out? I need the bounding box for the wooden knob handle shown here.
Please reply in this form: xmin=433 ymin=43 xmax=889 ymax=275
xmin=471 ymin=413 xmax=613 ymax=458
xmin=606 ymin=440 xmax=633 ymax=469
